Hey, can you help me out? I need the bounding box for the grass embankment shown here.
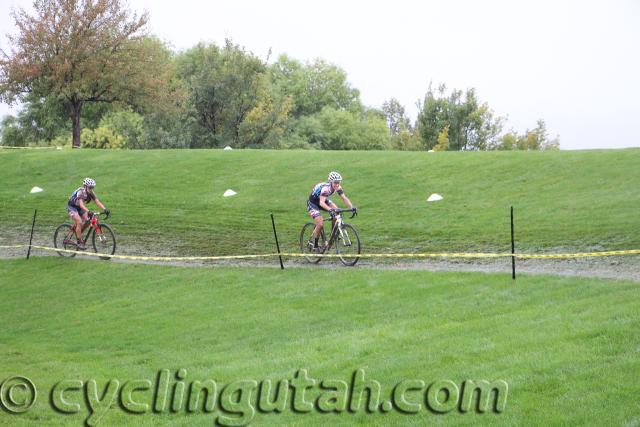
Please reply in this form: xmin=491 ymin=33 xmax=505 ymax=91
xmin=1 ymin=148 xmax=638 ymax=256
xmin=0 ymin=258 xmax=638 ymax=426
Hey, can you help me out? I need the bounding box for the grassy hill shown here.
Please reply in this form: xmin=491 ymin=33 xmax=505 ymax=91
xmin=1 ymin=148 xmax=639 ymax=257
xmin=1 ymin=258 xmax=638 ymax=426
xmin=2 ymin=149 xmax=638 ymax=426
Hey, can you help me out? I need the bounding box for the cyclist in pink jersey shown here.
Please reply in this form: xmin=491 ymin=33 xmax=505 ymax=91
xmin=306 ymin=171 xmax=357 ymax=250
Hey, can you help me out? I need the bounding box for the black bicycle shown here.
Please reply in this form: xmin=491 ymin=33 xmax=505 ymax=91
xmin=53 ymin=211 xmax=116 ymax=260
xmin=300 ymin=208 xmax=361 ymax=266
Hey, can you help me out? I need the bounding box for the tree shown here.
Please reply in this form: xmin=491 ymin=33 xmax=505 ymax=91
xmin=0 ymin=0 xmax=172 ymax=148
xmin=434 ymin=125 xmax=449 ymax=151
xmin=290 ymin=107 xmax=391 ymax=150
xmin=416 ymin=83 xmax=503 ymax=150
xmin=490 ymin=120 xmax=560 ymax=151
xmin=0 ymin=92 xmax=68 ymax=146
xmin=269 ymin=55 xmax=361 ymax=118
xmin=177 ymin=40 xmax=290 ymax=148
xmin=0 ymin=115 xmax=27 ymax=146
xmin=382 ymin=98 xmax=411 ymax=135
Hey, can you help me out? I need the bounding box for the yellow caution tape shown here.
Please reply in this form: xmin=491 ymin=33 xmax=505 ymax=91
xmin=0 ymin=146 xmax=61 ymax=150
xmin=281 ymin=249 xmax=640 ymax=259
xmin=1 ymin=244 xmax=639 ymax=261
xmin=27 ymin=245 xmax=276 ymax=261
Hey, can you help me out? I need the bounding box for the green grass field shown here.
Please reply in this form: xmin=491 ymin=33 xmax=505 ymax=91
xmin=1 ymin=148 xmax=639 ymax=426
xmin=1 ymin=148 xmax=639 ymax=256
xmin=1 ymin=258 xmax=639 ymax=426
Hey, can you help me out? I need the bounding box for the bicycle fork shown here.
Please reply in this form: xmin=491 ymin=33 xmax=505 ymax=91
xmin=337 ymin=225 xmax=352 ymax=246
xmin=90 ymin=218 xmax=107 ymax=243
xmin=327 ymin=224 xmax=352 ymax=251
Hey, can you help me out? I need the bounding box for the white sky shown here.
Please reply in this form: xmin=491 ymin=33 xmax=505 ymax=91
xmin=1 ymin=0 xmax=639 ymax=149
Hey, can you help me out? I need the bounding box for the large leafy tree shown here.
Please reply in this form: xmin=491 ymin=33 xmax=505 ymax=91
xmin=416 ymin=84 xmax=503 ymax=150
xmin=177 ymin=40 xmax=290 ymax=148
xmin=0 ymin=0 xmax=172 ymax=147
xmin=269 ymin=55 xmax=361 ymax=118
xmin=289 ymin=107 xmax=391 ymax=150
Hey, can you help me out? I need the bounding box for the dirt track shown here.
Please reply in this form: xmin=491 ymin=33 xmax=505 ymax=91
xmin=2 ymin=226 xmax=638 ymax=281
xmin=3 ymin=244 xmax=638 ymax=282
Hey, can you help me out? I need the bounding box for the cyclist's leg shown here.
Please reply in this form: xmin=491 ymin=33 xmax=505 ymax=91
xmin=69 ymin=211 xmax=86 ymax=249
xmin=307 ymin=201 xmax=325 ymax=248
xmin=326 ymin=199 xmax=339 ymax=228
xmin=67 ymin=206 xmax=83 ymax=240
xmin=312 ymin=216 xmax=325 ymax=248
xmin=79 ymin=210 xmax=91 ymax=233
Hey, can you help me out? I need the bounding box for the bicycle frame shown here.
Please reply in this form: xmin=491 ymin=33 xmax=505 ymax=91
xmin=67 ymin=213 xmax=105 ymax=242
xmin=300 ymin=207 xmax=360 ymax=266
xmin=323 ymin=215 xmax=346 ymax=250
xmin=323 ymin=209 xmax=356 ymax=250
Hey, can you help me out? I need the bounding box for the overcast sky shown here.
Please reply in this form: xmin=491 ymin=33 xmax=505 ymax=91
xmin=1 ymin=0 xmax=639 ymax=149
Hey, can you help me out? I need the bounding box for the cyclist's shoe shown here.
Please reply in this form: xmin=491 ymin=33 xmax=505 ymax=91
xmin=76 ymin=240 xmax=86 ymax=250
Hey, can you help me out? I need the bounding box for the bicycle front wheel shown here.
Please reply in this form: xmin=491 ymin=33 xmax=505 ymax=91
xmin=335 ymin=223 xmax=361 ymax=266
xmin=53 ymin=224 xmax=77 ymax=257
xmin=92 ymin=224 xmax=116 ymax=260
xmin=300 ymin=222 xmax=326 ymax=264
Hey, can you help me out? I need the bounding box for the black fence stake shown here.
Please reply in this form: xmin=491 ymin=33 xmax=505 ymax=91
xmin=511 ymin=206 xmax=516 ymax=280
xmin=271 ymin=213 xmax=284 ymax=270
xmin=26 ymin=209 xmax=37 ymax=260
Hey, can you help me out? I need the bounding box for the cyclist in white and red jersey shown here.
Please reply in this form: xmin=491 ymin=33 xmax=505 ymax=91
xmin=66 ymin=178 xmax=109 ymax=249
xmin=307 ymin=171 xmax=357 ymax=250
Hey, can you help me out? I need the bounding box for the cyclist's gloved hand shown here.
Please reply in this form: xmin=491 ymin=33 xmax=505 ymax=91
xmin=351 ymin=207 xmax=358 ymax=215
xmin=103 ymin=208 xmax=110 ymax=217
xmin=329 ymin=208 xmax=338 ymax=217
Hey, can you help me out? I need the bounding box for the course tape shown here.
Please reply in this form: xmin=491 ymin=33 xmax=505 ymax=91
xmin=1 ymin=244 xmax=639 ymax=261
xmin=0 ymin=146 xmax=60 ymax=150
xmin=283 ymin=249 xmax=640 ymax=259
xmin=28 ymin=245 xmax=276 ymax=261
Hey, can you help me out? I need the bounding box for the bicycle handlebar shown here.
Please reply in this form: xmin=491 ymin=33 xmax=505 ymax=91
xmin=329 ymin=208 xmax=358 ymax=219
xmin=89 ymin=210 xmax=110 ymax=220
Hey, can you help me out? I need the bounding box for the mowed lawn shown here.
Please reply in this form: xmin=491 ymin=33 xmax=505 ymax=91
xmin=1 ymin=148 xmax=639 ymax=257
xmin=0 ymin=258 xmax=638 ymax=426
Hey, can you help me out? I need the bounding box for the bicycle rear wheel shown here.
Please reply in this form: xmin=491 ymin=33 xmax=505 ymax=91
xmin=300 ymin=222 xmax=326 ymax=264
xmin=92 ymin=224 xmax=116 ymax=260
xmin=335 ymin=223 xmax=361 ymax=266
xmin=53 ymin=224 xmax=78 ymax=257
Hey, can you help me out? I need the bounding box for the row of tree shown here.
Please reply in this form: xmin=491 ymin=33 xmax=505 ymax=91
xmin=0 ymin=0 xmax=559 ymax=150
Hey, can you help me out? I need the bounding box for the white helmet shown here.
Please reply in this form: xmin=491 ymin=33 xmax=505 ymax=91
xmin=328 ymin=171 xmax=342 ymax=183
xmin=83 ymin=177 xmax=96 ymax=188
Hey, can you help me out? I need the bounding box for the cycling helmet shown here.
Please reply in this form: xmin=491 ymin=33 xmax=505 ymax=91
xmin=328 ymin=171 xmax=342 ymax=183
xmin=83 ymin=177 xmax=96 ymax=188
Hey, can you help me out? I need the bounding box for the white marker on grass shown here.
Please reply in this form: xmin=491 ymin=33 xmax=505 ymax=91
xmin=427 ymin=193 xmax=443 ymax=202
xmin=30 ymin=186 xmax=44 ymax=193
xmin=223 ymin=189 xmax=237 ymax=197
